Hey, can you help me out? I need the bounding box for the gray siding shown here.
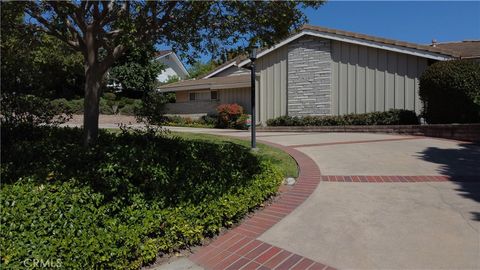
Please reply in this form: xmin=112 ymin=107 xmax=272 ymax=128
xmin=331 ymin=40 xmax=428 ymax=115
xmin=287 ymin=36 xmax=332 ymax=116
xmin=218 ymin=87 xmax=251 ymax=113
xmin=255 ymin=45 xmax=288 ymax=124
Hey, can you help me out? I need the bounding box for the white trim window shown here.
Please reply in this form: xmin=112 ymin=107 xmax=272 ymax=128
xmin=189 ymin=90 xmax=218 ymax=101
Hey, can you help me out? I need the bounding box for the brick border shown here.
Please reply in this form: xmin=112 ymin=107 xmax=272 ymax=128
xmin=189 ymin=141 xmax=336 ymax=270
xmin=321 ymin=175 xmax=477 ymax=182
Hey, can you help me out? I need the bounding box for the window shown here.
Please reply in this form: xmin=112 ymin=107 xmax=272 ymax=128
xmin=211 ymin=91 xmax=218 ymax=100
xmin=189 ymin=92 xmax=196 ymax=101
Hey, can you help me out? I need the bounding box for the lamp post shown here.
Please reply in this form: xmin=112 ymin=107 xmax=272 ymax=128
xmin=249 ymin=48 xmax=257 ymax=150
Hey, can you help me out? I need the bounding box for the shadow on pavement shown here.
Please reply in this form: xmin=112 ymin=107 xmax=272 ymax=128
xmin=418 ymin=142 xmax=480 ymax=221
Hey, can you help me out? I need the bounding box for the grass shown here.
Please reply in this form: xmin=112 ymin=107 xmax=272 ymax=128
xmin=170 ymin=132 xmax=299 ymax=178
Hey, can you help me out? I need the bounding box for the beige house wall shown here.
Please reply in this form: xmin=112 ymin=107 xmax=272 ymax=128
xmin=170 ymin=87 xmax=251 ymax=114
xmin=175 ymin=91 xmax=189 ymax=103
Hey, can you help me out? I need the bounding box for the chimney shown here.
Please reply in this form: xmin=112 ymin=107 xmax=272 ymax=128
xmin=431 ymin=39 xmax=437 ymax=47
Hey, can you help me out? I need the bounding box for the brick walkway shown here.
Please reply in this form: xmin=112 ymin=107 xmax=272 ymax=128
xmin=189 ymin=142 xmax=336 ymax=270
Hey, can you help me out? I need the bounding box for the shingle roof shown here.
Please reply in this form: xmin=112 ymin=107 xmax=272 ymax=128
xmin=300 ymin=25 xmax=459 ymax=57
xmin=201 ymin=55 xmax=248 ymax=78
xmin=158 ymin=74 xmax=250 ymax=92
xmin=434 ymin=40 xmax=480 ymax=59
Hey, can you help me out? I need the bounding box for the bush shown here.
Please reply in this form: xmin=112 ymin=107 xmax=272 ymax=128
xmin=134 ymin=91 xmax=169 ymax=124
xmin=1 ymin=125 xmax=282 ymax=269
xmin=419 ymin=60 xmax=480 ymax=124
xmin=50 ymin=97 xmax=142 ymax=116
xmin=216 ymin=103 xmax=244 ymax=128
xmin=235 ymin=114 xmax=250 ymax=130
xmin=266 ymin=109 xmax=419 ymax=126
xmin=161 ymin=115 xmax=215 ymax=128
xmin=0 ymin=93 xmax=72 ymax=126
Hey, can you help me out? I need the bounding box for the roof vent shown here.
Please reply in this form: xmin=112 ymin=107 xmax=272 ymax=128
xmin=431 ymin=39 xmax=437 ymax=47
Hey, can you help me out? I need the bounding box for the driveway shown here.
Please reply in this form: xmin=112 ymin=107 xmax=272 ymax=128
xmin=167 ymin=127 xmax=480 ymax=270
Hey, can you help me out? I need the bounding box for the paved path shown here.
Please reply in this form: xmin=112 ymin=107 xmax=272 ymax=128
xmin=159 ymin=127 xmax=480 ymax=270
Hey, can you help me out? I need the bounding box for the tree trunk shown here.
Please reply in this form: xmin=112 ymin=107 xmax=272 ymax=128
xmin=83 ymin=65 xmax=102 ymax=146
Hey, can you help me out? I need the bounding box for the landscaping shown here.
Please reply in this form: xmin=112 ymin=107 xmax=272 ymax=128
xmin=267 ymin=109 xmax=419 ymax=126
xmin=1 ymin=124 xmax=288 ymax=269
xmin=419 ymin=60 xmax=480 ymax=124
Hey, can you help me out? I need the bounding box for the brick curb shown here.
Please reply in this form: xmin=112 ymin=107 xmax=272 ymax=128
xmin=189 ymin=140 xmax=335 ymax=270
xmin=321 ymin=175 xmax=477 ymax=182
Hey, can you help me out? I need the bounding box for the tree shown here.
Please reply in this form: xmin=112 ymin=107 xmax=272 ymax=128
xmin=188 ymin=60 xmax=221 ymax=79
xmin=1 ymin=2 xmax=84 ymax=98
xmin=24 ymin=1 xmax=323 ymax=145
xmin=108 ymin=42 xmax=164 ymax=98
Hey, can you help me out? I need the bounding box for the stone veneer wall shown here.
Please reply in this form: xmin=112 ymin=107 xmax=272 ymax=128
xmin=287 ymin=36 xmax=332 ymax=116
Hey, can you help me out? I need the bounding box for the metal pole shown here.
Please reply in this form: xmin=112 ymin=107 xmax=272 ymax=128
xmin=250 ymin=61 xmax=256 ymax=149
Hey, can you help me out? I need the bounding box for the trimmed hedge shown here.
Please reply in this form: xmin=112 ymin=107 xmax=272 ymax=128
xmin=419 ymin=60 xmax=480 ymax=124
xmin=266 ymin=109 xmax=419 ymax=126
xmin=1 ymin=125 xmax=282 ymax=269
xmin=51 ymin=96 xmax=142 ymax=116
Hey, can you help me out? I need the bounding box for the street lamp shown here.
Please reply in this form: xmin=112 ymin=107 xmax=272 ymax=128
xmin=249 ymin=48 xmax=257 ymax=150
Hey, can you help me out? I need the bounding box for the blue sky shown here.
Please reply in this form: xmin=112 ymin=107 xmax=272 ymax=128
xmin=185 ymin=1 xmax=479 ymax=66
xmin=304 ymin=1 xmax=479 ymax=44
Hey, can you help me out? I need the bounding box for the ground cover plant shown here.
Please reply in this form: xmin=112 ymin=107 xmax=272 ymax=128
xmin=1 ymin=125 xmax=284 ymax=269
xmin=267 ymin=109 xmax=419 ymax=126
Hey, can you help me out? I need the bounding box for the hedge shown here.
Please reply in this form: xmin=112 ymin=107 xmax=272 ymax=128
xmin=419 ymin=60 xmax=480 ymax=124
xmin=266 ymin=109 xmax=419 ymax=126
xmin=1 ymin=125 xmax=283 ymax=269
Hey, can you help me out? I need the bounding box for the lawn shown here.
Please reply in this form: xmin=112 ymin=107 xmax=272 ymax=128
xmin=1 ymin=125 xmax=293 ymax=269
xmin=170 ymin=132 xmax=298 ymax=178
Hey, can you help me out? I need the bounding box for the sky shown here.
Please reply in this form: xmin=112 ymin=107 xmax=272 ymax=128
xmin=185 ymin=1 xmax=479 ymax=66
xmin=304 ymin=1 xmax=480 ymax=44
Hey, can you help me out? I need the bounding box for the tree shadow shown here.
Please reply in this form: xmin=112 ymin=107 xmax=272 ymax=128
xmin=418 ymin=142 xmax=480 ymax=221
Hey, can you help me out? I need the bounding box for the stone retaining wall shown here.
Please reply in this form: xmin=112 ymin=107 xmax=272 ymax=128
xmin=257 ymin=124 xmax=480 ymax=142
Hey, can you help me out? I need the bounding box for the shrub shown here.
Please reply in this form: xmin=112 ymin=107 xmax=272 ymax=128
xmin=266 ymin=109 xmax=419 ymax=126
xmin=134 ymin=91 xmax=169 ymax=124
xmin=1 ymin=125 xmax=282 ymax=269
xmin=216 ymin=103 xmax=244 ymax=128
xmin=235 ymin=114 xmax=250 ymax=130
xmin=419 ymin=60 xmax=480 ymax=124
xmin=0 ymin=93 xmax=72 ymax=126
xmin=161 ymin=115 xmax=215 ymax=128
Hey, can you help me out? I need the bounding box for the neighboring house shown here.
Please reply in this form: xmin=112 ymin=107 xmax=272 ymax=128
xmin=155 ymin=50 xmax=189 ymax=83
xmin=159 ymin=25 xmax=479 ymax=124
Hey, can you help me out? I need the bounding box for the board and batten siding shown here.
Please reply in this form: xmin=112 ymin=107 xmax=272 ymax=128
xmin=331 ymin=40 xmax=428 ymax=115
xmin=255 ymin=45 xmax=288 ymax=124
xmin=218 ymin=87 xmax=251 ymax=113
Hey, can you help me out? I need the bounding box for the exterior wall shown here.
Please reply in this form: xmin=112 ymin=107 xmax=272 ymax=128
xmin=218 ymin=87 xmax=251 ymax=113
xmin=176 ymin=92 xmax=189 ymax=103
xmin=157 ymin=67 xmax=180 ymax=82
xmin=215 ymin=66 xmax=249 ymax=77
xmin=170 ymin=87 xmax=251 ymax=114
xmin=163 ymin=101 xmax=218 ymax=115
xmin=156 ymin=54 xmax=188 ymax=82
xmin=287 ymin=36 xmax=332 ymax=116
xmin=255 ymin=45 xmax=288 ymax=124
xmin=331 ymin=40 xmax=428 ymax=115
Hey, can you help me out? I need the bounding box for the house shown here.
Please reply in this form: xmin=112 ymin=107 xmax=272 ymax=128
xmin=154 ymin=50 xmax=190 ymax=83
xmin=159 ymin=25 xmax=479 ymax=124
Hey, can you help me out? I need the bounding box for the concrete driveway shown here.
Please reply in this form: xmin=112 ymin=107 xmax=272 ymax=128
xmin=168 ymin=127 xmax=480 ymax=270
